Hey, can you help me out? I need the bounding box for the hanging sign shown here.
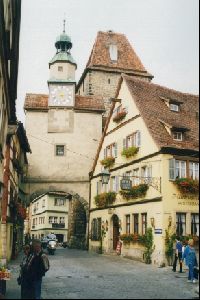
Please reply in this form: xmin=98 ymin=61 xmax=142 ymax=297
xmin=154 ymin=229 xmax=162 ymax=234
xmin=120 ymin=179 xmax=132 ymax=190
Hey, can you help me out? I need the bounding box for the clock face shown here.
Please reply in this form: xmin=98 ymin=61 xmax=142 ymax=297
xmin=49 ymin=85 xmax=74 ymax=106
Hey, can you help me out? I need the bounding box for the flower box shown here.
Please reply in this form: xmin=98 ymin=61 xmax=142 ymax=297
xmin=120 ymin=184 xmax=149 ymax=200
xmin=113 ymin=110 xmax=127 ymax=123
xmin=121 ymin=146 xmax=139 ymax=158
xmin=94 ymin=192 xmax=117 ymax=208
xmin=120 ymin=233 xmax=145 ymax=245
xmin=100 ymin=157 xmax=115 ymax=169
xmin=174 ymin=178 xmax=199 ymax=194
xmin=0 ymin=269 xmax=11 ymax=281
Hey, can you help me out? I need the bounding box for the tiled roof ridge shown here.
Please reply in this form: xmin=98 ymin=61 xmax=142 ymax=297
xmin=123 ymin=74 xmax=199 ymax=98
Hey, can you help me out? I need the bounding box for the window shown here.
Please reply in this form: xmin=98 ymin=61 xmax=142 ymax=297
xmin=49 ymin=216 xmax=58 ymax=224
xmin=60 ymin=217 xmax=65 ymax=224
xmin=142 ymin=213 xmax=147 ymax=235
xmin=141 ymin=166 xmax=152 ymax=183
xmin=54 ymin=198 xmax=65 ymax=206
xmin=56 ymin=145 xmax=65 ymax=156
xmin=123 ymin=131 xmax=141 ymax=149
xmin=111 ymin=176 xmax=119 ymax=192
xmin=176 ymin=213 xmax=186 ymax=236
xmin=170 ymin=103 xmax=179 ymax=112
xmin=109 ymin=44 xmax=118 ymax=61
xmin=42 ymin=200 xmax=45 ymax=208
xmin=108 ymin=79 xmax=111 ymax=84
xmin=133 ymin=214 xmax=139 ymax=234
xmin=175 ymin=160 xmax=186 ymax=178
xmin=104 ymin=143 xmax=117 ymax=158
xmin=96 ymin=181 xmax=102 ymax=195
xmin=191 ymin=214 xmax=199 ymax=236
xmin=58 ymin=66 xmax=63 ymax=72
xmin=173 ymin=131 xmax=183 ymax=141
xmin=189 ymin=162 xmax=199 ymax=180
xmin=133 ymin=169 xmax=140 ymax=186
xmin=126 ymin=215 xmax=131 ymax=234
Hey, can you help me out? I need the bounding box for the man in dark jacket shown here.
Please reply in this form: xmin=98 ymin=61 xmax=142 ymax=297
xmin=27 ymin=240 xmax=50 ymax=299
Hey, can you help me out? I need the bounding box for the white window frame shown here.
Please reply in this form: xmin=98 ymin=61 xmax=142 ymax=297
xmin=173 ymin=131 xmax=183 ymax=141
xmin=189 ymin=162 xmax=199 ymax=180
xmin=175 ymin=160 xmax=186 ymax=178
xmin=170 ymin=103 xmax=179 ymax=112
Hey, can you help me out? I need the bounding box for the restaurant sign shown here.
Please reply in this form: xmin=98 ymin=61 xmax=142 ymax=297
xmin=120 ymin=179 xmax=132 ymax=190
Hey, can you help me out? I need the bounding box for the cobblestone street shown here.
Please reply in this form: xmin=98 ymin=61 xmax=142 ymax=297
xmin=6 ymin=248 xmax=199 ymax=299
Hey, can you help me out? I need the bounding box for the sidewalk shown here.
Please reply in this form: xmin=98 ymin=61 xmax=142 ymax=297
xmin=5 ymin=254 xmax=22 ymax=299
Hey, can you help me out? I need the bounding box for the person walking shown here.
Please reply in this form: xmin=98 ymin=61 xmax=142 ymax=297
xmin=183 ymin=239 xmax=198 ymax=283
xmin=26 ymin=240 xmax=50 ymax=299
xmin=18 ymin=245 xmax=34 ymax=299
xmin=172 ymin=236 xmax=183 ymax=273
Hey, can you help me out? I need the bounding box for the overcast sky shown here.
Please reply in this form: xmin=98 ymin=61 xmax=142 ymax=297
xmin=17 ymin=0 xmax=199 ymax=123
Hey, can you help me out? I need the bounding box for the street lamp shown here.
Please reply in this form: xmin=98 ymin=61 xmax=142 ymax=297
xmin=100 ymin=169 xmax=110 ymax=185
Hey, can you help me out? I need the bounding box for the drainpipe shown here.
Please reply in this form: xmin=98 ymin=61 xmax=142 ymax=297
xmin=1 ymin=141 xmax=10 ymax=265
xmin=87 ymin=172 xmax=92 ymax=251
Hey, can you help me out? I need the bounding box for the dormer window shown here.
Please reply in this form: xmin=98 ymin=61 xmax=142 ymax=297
xmin=170 ymin=103 xmax=179 ymax=112
xmin=173 ymin=131 xmax=183 ymax=141
xmin=109 ymin=44 xmax=118 ymax=62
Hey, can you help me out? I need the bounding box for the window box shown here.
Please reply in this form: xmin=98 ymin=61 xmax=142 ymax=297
xmin=100 ymin=156 xmax=115 ymax=169
xmin=94 ymin=192 xmax=117 ymax=208
xmin=113 ymin=110 xmax=127 ymax=123
xmin=120 ymin=184 xmax=149 ymax=200
xmin=121 ymin=146 xmax=139 ymax=158
xmin=174 ymin=178 xmax=199 ymax=194
xmin=120 ymin=233 xmax=145 ymax=245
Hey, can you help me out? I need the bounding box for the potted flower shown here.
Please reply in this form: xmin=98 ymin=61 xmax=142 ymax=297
xmin=100 ymin=156 xmax=115 ymax=169
xmin=94 ymin=192 xmax=117 ymax=208
xmin=113 ymin=110 xmax=127 ymax=123
xmin=120 ymin=184 xmax=149 ymax=200
xmin=121 ymin=146 xmax=139 ymax=158
xmin=174 ymin=178 xmax=199 ymax=194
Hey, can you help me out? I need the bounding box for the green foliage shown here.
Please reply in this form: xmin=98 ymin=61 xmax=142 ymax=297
xmin=165 ymin=230 xmax=176 ymax=258
xmin=100 ymin=157 xmax=115 ymax=169
xmin=120 ymin=233 xmax=144 ymax=245
xmin=175 ymin=178 xmax=199 ymax=194
xmin=142 ymin=228 xmax=155 ymax=264
xmin=94 ymin=192 xmax=117 ymax=208
xmin=121 ymin=146 xmax=139 ymax=158
xmin=120 ymin=184 xmax=149 ymax=200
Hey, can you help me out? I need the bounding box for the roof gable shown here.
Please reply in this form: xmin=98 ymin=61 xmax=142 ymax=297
xmin=124 ymin=75 xmax=199 ymax=151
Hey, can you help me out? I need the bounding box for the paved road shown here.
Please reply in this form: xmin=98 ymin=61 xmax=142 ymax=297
xmin=6 ymin=248 xmax=198 ymax=299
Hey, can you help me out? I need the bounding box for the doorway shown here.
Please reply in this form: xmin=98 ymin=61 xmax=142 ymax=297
xmin=112 ymin=215 xmax=120 ymax=250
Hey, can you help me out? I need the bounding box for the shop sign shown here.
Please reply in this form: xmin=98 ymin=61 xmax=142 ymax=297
xmin=154 ymin=229 xmax=162 ymax=234
xmin=120 ymin=179 xmax=132 ymax=190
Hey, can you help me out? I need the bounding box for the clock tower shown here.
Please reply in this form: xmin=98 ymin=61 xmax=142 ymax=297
xmin=48 ymin=21 xmax=77 ymax=107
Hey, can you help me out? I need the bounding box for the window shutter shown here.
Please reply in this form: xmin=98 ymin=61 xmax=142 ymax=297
xmin=123 ymin=139 xmax=126 ymax=150
xmin=148 ymin=166 xmax=152 ymax=178
xmin=104 ymin=149 xmax=106 ymax=159
xmin=116 ymin=176 xmax=119 ymax=192
xmin=136 ymin=131 xmax=141 ymax=147
xmin=169 ymin=159 xmax=176 ymax=180
xmin=96 ymin=181 xmax=99 ymax=195
xmin=114 ymin=143 xmax=118 ymax=158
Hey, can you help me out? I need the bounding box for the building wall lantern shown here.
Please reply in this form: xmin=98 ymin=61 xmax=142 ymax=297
xmin=150 ymin=217 xmax=155 ymax=228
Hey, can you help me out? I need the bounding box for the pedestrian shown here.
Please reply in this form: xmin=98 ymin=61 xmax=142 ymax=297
xmin=26 ymin=239 xmax=50 ymax=299
xmin=172 ymin=236 xmax=183 ymax=273
xmin=183 ymin=239 xmax=198 ymax=283
xmin=18 ymin=245 xmax=34 ymax=299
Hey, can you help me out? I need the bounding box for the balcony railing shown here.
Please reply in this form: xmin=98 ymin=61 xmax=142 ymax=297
xmin=52 ymin=223 xmax=65 ymax=229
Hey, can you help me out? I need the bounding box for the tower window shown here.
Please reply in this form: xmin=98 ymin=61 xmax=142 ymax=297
xmin=58 ymin=66 xmax=63 ymax=72
xmin=108 ymin=79 xmax=111 ymax=84
xmin=109 ymin=44 xmax=118 ymax=62
xmin=55 ymin=145 xmax=65 ymax=156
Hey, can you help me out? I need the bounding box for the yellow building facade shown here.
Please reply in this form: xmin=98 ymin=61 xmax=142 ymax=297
xmin=89 ymin=75 xmax=199 ymax=266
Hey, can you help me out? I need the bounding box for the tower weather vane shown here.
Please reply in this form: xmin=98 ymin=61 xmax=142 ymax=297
xmin=63 ymin=14 xmax=66 ymax=33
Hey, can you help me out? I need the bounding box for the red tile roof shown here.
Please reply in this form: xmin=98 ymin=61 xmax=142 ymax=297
xmin=24 ymin=94 xmax=105 ymax=112
xmin=123 ymin=75 xmax=199 ymax=151
xmin=86 ymin=31 xmax=151 ymax=75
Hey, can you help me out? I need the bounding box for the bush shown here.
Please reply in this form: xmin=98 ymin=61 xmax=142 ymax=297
xmin=100 ymin=157 xmax=115 ymax=169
